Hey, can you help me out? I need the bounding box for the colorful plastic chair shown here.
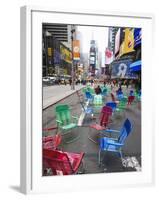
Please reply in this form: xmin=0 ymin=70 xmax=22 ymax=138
xmin=88 ymin=106 xmax=113 ymax=143
xmin=55 ymin=104 xmax=79 ymax=143
xmin=99 ymin=118 xmax=133 ymax=165
xmin=116 ymin=97 xmax=127 ymax=113
xmin=117 ymin=91 xmax=124 ymax=101
xmin=85 ymin=91 xmax=94 ymax=102
xmin=93 ymin=94 xmax=103 ymax=114
xmin=101 ymin=87 xmax=107 ymax=97
xmin=106 ymin=102 xmax=117 ymax=112
xmin=127 ymin=95 xmax=135 ymax=106
xmin=43 ymin=149 xmax=84 ymax=175
xmin=42 ymin=134 xmax=62 ymax=150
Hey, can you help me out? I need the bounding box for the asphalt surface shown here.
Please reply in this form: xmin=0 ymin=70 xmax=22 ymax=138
xmin=43 ymin=85 xmax=141 ymax=174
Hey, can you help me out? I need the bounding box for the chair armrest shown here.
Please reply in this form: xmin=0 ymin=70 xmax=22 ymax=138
xmin=72 ymin=115 xmax=78 ymax=119
xmin=101 ymin=129 xmax=120 ymax=133
xmin=56 ymin=120 xmax=62 ymax=124
xmin=106 ymin=140 xmax=124 ymax=147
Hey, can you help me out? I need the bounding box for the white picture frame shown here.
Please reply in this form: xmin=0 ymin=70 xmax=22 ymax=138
xmin=20 ymin=6 xmax=154 ymax=194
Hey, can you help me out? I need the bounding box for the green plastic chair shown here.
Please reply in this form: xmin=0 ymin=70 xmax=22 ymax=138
xmin=116 ymin=97 xmax=127 ymax=113
xmin=82 ymin=87 xmax=87 ymax=94
xmin=87 ymin=86 xmax=95 ymax=95
xmin=55 ymin=104 xmax=79 ymax=143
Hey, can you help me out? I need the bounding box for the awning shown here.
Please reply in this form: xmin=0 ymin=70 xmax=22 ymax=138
xmin=129 ymin=60 xmax=141 ymax=72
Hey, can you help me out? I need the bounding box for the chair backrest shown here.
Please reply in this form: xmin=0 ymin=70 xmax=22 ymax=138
xmin=130 ymin=90 xmax=134 ymax=96
xmin=89 ymin=87 xmax=95 ymax=94
xmin=99 ymin=106 xmax=113 ymax=127
xmin=55 ymin=104 xmax=71 ymax=126
xmin=118 ymin=97 xmax=127 ymax=108
xmin=85 ymin=91 xmax=93 ymax=100
xmin=117 ymin=92 xmax=124 ymax=100
xmin=93 ymin=94 xmax=103 ymax=105
xmin=111 ymin=93 xmax=116 ymax=102
xmin=118 ymin=119 xmax=132 ymax=144
xmin=43 ymin=149 xmax=73 ymax=175
xmin=106 ymin=102 xmax=117 ymax=111
xmin=42 ymin=134 xmax=62 ymax=150
xmin=102 ymin=87 xmax=107 ymax=95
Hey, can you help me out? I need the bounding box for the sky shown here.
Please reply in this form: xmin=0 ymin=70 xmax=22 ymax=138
xmin=77 ymin=26 xmax=108 ymax=67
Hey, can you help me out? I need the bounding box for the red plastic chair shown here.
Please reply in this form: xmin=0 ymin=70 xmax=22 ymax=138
xmin=43 ymin=149 xmax=84 ymax=175
xmin=42 ymin=134 xmax=62 ymax=150
xmin=88 ymin=106 xmax=113 ymax=143
xmin=127 ymin=95 xmax=135 ymax=105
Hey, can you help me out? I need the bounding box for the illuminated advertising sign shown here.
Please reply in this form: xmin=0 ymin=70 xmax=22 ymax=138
xmin=111 ymin=59 xmax=138 ymax=79
xmin=119 ymin=28 xmax=134 ymax=56
xmin=134 ymin=28 xmax=141 ymax=48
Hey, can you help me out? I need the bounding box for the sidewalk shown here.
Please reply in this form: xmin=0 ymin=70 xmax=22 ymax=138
xmin=43 ymin=85 xmax=85 ymax=109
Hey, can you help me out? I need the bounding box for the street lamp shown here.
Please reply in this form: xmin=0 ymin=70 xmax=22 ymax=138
xmin=71 ymin=28 xmax=75 ymax=90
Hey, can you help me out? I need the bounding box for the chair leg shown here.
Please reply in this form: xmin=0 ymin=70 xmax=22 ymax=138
xmin=119 ymin=150 xmax=123 ymax=159
xmin=98 ymin=150 xmax=101 ymax=166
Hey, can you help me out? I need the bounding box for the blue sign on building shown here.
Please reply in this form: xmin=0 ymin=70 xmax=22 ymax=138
xmin=134 ymin=28 xmax=141 ymax=48
xmin=54 ymin=50 xmax=61 ymax=64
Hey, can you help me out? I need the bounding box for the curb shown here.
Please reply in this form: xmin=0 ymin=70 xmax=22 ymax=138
xmin=43 ymin=86 xmax=85 ymax=110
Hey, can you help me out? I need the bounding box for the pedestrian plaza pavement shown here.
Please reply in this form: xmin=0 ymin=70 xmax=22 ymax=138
xmin=43 ymin=85 xmax=141 ymax=175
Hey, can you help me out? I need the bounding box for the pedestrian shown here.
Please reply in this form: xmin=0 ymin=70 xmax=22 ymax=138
xmin=95 ymin=85 xmax=102 ymax=95
xmin=69 ymin=78 xmax=72 ymax=86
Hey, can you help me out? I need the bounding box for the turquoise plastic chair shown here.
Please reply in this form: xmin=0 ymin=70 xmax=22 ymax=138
xmin=93 ymin=94 xmax=103 ymax=113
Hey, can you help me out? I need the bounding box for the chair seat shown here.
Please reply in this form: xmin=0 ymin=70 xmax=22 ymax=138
xmin=85 ymin=107 xmax=93 ymax=114
xmin=100 ymin=138 xmax=120 ymax=151
xmin=62 ymin=123 xmax=77 ymax=130
xmin=89 ymin=124 xmax=106 ymax=130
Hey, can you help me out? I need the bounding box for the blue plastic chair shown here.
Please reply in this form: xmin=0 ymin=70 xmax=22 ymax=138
xmin=106 ymin=102 xmax=117 ymax=112
xmin=98 ymin=118 xmax=133 ymax=165
xmin=85 ymin=91 xmax=94 ymax=102
xmin=117 ymin=91 xmax=124 ymax=101
xmin=129 ymin=90 xmax=134 ymax=96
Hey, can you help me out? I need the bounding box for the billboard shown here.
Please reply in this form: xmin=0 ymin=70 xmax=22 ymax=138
xmin=54 ymin=50 xmax=61 ymax=65
xmin=119 ymin=28 xmax=134 ymax=56
xmin=111 ymin=59 xmax=138 ymax=79
xmin=60 ymin=45 xmax=72 ymax=64
xmin=73 ymin=40 xmax=80 ymax=60
xmin=105 ymin=48 xmax=113 ymax=64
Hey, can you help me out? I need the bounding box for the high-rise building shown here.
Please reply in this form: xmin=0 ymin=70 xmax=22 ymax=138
xmin=108 ymin=27 xmax=119 ymax=54
xmin=89 ymin=40 xmax=99 ymax=76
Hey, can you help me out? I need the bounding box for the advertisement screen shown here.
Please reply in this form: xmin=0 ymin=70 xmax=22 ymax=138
xmin=111 ymin=59 xmax=138 ymax=79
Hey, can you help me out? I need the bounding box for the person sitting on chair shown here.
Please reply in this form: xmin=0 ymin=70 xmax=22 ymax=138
xmin=95 ymin=85 xmax=102 ymax=95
